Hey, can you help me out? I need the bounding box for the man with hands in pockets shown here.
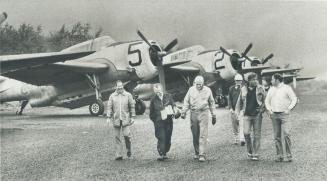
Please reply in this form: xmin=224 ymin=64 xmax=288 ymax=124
xmin=107 ymin=80 xmax=136 ymax=160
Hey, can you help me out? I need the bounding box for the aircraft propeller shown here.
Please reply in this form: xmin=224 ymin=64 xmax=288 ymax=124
xmin=137 ymin=30 xmax=178 ymax=92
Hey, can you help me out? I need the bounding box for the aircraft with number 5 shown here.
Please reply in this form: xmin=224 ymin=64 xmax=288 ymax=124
xmin=0 ymin=31 xmax=184 ymax=116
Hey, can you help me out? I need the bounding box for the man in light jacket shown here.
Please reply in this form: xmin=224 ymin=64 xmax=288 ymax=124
xmin=181 ymin=75 xmax=216 ymax=162
xmin=265 ymin=73 xmax=297 ymax=162
xmin=236 ymin=73 xmax=266 ymax=161
xmin=107 ymin=80 xmax=136 ymax=160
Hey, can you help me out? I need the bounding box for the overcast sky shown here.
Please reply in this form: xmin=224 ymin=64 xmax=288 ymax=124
xmin=1 ymin=0 xmax=327 ymax=77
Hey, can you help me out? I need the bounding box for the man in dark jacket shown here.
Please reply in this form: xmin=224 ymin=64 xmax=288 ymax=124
xmin=149 ymin=84 xmax=177 ymax=161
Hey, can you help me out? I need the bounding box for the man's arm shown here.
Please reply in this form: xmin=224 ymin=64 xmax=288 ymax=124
xmin=208 ymin=89 xmax=216 ymax=116
xmin=128 ymin=94 xmax=136 ymax=118
xmin=107 ymin=95 xmax=113 ymax=118
xmin=265 ymin=88 xmax=273 ymax=113
xmin=182 ymin=89 xmax=191 ymax=114
xmin=287 ymin=86 xmax=298 ymax=111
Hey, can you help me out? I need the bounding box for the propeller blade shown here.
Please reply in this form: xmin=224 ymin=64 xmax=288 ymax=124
xmin=219 ymin=47 xmax=232 ymax=56
xmin=164 ymin=39 xmax=178 ymax=52
xmin=262 ymin=53 xmax=274 ymax=64
xmin=242 ymin=43 xmax=252 ymax=57
xmin=137 ymin=30 xmax=157 ymax=52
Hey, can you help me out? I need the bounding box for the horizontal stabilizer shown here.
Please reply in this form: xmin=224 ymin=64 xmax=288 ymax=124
xmin=1 ymin=51 xmax=95 ymax=74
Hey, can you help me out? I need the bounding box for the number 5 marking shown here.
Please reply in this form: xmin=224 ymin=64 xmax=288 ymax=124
xmin=128 ymin=42 xmax=143 ymax=66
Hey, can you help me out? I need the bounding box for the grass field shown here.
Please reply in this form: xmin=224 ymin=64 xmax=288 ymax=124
xmin=1 ymin=92 xmax=327 ymax=180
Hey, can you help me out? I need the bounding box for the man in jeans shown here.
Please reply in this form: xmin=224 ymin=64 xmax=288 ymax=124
xmin=228 ymin=74 xmax=245 ymax=146
xmin=107 ymin=80 xmax=136 ymax=160
xmin=265 ymin=73 xmax=297 ymax=162
xmin=237 ymin=73 xmax=266 ymax=161
xmin=181 ymin=75 xmax=216 ymax=162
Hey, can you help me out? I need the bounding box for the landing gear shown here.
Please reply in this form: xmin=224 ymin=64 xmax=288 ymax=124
xmin=89 ymin=99 xmax=105 ymax=116
xmin=85 ymin=74 xmax=104 ymax=116
xmin=16 ymin=100 xmax=28 ymax=115
xmin=135 ymin=98 xmax=146 ymax=115
xmin=216 ymin=95 xmax=227 ymax=107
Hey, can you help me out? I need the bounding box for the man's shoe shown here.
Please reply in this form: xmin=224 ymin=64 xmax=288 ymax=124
xmin=284 ymin=156 xmax=293 ymax=162
xmin=247 ymin=153 xmax=252 ymax=159
xmin=193 ymin=155 xmax=199 ymax=160
xmin=251 ymin=156 xmax=259 ymax=161
xmin=198 ymin=156 xmax=206 ymax=162
xmin=127 ymin=151 xmax=131 ymax=158
xmin=240 ymin=141 xmax=245 ymax=146
xmin=115 ymin=156 xmax=123 ymax=161
xmin=163 ymin=155 xmax=168 ymax=160
xmin=157 ymin=155 xmax=164 ymax=161
xmin=274 ymin=157 xmax=283 ymax=162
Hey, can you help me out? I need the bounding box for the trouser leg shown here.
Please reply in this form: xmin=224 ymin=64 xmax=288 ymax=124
xmin=239 ymin=115 xmax=245 ymax=142
xmin=281 ymin=114 xmax=292 ymax=158
xmin=190 ymin=112 xmax=200 ymax=155
xmin=114 ymin=126 xmax=123 ymax=158
xmin=122 ymin=126 xmax=132 ymax=155
xmin=271 ymin=113 xmax=283 ymax=158
xmin=154 ymin=121 xmax=166 ymax=156
xmin=198 ymin=111 xmax=209 ymax=157
xmin=165 ymin=120 xmax=173 ymax=154
xmin=243 ymin=116 xmax=253 ymax=154
xmin=252 ymin=114 xmax=262 ymax=157
xmin=231 ymin=112 xmax=239 ymax=141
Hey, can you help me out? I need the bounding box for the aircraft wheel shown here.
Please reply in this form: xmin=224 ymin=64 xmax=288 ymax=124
xmin=217 ymin=95 xmax=227 ymax=107
xmin=135 ymin=99 xmax=146 ymax=115
xmin=89 ymin=99 xmax=104 ymax=116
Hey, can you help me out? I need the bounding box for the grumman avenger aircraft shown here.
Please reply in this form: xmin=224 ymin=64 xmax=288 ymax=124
xmin=0 ymin=31 xmax=186 ymax=116
xmin=134 ymin=43 xmax=314 ymax=107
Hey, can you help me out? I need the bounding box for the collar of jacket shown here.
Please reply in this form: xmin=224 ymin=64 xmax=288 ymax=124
xmin=114 ymin=90 xmax=127 ymax=96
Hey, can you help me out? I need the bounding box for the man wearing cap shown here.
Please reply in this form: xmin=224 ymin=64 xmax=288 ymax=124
xmin=149 ymin=84 xmax=179 ymax=161
xmin=228 ymin=74 xmax=245 ymax=146
xmin=107 ymin=80 xmax=136 ymax=160
xmin=181 ymin=75 xmax=216 ymax=162
xmin=237 ymin=73 xmax=266 ymax=161
xmin=265 ymin=73 xmax=297 ymax=162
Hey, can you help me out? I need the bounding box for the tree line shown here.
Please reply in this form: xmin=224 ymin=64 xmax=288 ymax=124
xmin=0 ymin=22 xmax=102 ymax=55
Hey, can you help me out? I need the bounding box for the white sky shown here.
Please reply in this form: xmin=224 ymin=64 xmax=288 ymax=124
xmin=1 ymin=0 xmax=327 ymax=77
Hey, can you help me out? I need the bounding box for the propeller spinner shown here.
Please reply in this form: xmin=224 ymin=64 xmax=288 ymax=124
xmin=137 ymin=30 xmax=178 ymax=92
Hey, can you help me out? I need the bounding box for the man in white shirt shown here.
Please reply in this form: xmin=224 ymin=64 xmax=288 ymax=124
xmin=265 ymin=73 xmax=297 ymax=162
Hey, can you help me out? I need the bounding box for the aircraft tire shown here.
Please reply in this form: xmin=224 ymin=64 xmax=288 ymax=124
xmin=135 ymin=99 xmax=146 ymax=115
xmin=89 ymin=100 xmax=105 ymax=116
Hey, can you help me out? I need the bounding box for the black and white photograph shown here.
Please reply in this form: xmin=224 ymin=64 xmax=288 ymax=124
xmin=1 ymin=0 xmax=327 ymax=180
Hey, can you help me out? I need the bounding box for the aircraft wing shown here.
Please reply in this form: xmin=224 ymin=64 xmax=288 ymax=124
xmin=0 ymin=51 xmax=95 ymax=74
xmin=167 ymin=64 xmax=200 ymax=73
xmin=241 ymin=66 xmax=270 ymax=74
xmin=296 ymin=76 xmax=315 ymax=81
xmin=2 ymin=61 xmax=109 ymax=85
xmin=261 ymin=67 xmax=302 ymax=76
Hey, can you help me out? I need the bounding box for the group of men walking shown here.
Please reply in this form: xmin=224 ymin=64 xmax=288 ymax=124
xmin=105 ymin=72 xmax=297 ymax=163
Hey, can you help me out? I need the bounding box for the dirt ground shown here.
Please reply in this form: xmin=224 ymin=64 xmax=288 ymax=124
xmin=1 ymin=92 xmax=327 ymax=181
